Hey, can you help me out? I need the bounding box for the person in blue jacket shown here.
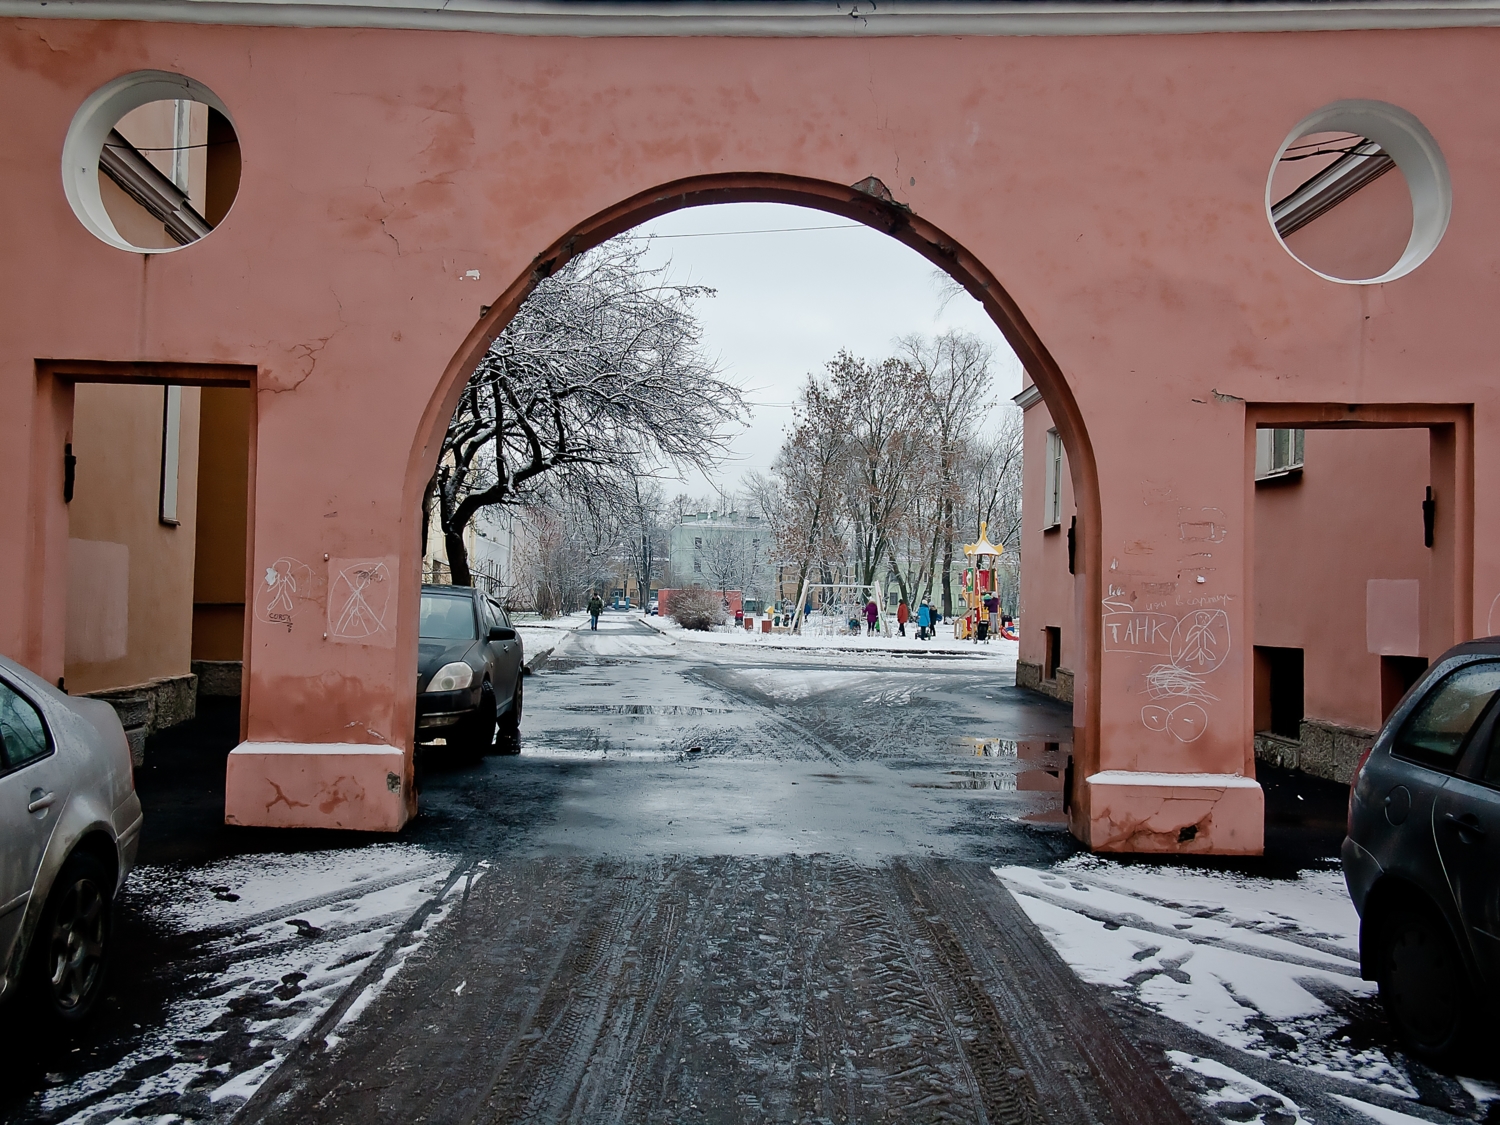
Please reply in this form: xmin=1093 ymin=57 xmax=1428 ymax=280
xmin=916 ymin=599 xmax=932 ymax=640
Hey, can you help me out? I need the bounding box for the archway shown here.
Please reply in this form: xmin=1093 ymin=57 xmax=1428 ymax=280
xmin=404 ymin=173 xmax=1104 ymax=838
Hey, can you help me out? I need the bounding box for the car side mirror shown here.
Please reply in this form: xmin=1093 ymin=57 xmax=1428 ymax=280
xmin=488 ymin=626 xmax=516 ymax=642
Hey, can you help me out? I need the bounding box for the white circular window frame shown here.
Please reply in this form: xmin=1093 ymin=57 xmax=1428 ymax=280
xmin=1267 ymin=99 xmax=1451 ymax=285
xmin=62 ymin=70 xmax=235 ymax=254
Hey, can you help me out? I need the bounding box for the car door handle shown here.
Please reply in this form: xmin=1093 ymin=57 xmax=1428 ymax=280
xmin=27 ymin=791 xmax=56 ymax=813
xmin=1443 ymin=812 xmax=1487 ymax=838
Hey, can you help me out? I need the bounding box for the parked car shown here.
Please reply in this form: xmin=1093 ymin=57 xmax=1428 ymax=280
xmin=416 ymin=584 xmax=524 ymax=756
xmin=1 ymin=654 xmax=141 ymax=1027
xmin=648 ymin=599 xmax=659 ymax=617
xmin=1344 ymin=638 xmax=1500 ymax=1063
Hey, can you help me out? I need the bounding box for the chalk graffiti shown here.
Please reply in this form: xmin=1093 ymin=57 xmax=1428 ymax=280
xmin=328 ymin=557 xmax=396 ymax=647
xmin=1105 ymin=588 xmax=1232 ymax=742
xmin=254 ymin=557 xmax=313 ymax=632
xmin=1141 ymin=702 xmax=1209 ymax=743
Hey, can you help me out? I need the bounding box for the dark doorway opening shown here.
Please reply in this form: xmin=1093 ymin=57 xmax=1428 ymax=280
xmin=1254 ymin=645 xmax=1304 ymax=740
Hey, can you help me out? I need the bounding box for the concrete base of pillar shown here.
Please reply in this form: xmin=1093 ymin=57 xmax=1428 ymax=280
xmin=1085 ymin=771 xmax=1263 ymax=854
xmin=225 ymin=743 xmax=409 ymax=831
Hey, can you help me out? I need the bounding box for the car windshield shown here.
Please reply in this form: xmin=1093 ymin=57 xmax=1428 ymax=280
xmin=1394 ymin=660 xmax=1500 ymax=771
xmin=420 ymin=594 xmax=475 ymax=640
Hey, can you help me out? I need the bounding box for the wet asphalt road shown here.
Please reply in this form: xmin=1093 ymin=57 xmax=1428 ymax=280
xmin=0 ymin=613 xmax=1353 ymax=1124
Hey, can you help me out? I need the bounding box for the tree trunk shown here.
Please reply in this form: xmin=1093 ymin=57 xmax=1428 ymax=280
xmin=445 ymin=527 xmax=473 ymax=587
xmin=940 ymin=496 xmax=955 ymax=617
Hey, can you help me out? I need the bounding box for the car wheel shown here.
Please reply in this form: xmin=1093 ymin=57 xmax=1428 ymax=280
xmin=459 ymin=683 xmax=497 ymax=759
xmin=1375 ymin=905 xmax=1471 ymax=1064
xmin=27 ymin=851 xmax=113 ymax=1027
xmin=496 ymin=676 xmax=522 ymax=756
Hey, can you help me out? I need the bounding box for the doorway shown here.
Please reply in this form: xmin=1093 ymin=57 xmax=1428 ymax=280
xmin=42 ymin=362 xmax=254 ymax=760
xmin=1246 ymin=404 xmax=1471 ymax=785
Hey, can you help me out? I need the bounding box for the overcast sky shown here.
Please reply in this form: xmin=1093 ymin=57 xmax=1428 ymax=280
xmin=624 ymin=202 xmax=1024 ymax=503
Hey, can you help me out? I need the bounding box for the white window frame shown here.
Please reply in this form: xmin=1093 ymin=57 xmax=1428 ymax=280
xmin=1043 ymin=428 xmax=1064 ymax=529
xmin=1255 ymin=427 xmax=1305 ymax=482
xmin=159 ymin=385 xmax=182 ymax=525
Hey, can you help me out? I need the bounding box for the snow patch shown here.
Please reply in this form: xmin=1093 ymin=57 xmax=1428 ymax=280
xmin=996 ymin=857 xmax=1411 ymax=1097
xmin=1168 ymin=1051 xmax=1309 ymax=1124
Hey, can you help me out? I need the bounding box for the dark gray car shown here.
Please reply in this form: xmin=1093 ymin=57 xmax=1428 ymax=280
xmin=1344 ymin=638 xmax=1500 ymax=1063
xmin=416 ymin=585 xmax=524 ymax=756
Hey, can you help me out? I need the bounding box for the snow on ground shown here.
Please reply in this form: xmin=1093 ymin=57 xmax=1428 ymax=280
xmin=995 ymin=857 xmax=1418 ymax=1105
xmin=510 ymin=616 xmax=571 ymax=666
xmin=644 ymin=610 xmax=1018 ymax=662
xmin=39 ymin=846 xmax=464 ymax=1124
xmin=1169 ymin=1051 xmax=1310 ymax=1124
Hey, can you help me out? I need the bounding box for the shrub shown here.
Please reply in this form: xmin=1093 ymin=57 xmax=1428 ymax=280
xmin=670 ymin=587 xmax=726 ymax=631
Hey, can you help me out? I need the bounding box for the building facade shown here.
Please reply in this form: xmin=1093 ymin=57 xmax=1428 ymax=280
xmin=668 ymin=513 xmax=776 ymax=607
xmin=5 ymin=4 xmax=1500 ymax=851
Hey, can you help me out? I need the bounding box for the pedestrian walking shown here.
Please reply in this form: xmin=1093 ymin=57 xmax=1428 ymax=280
xmin=985 ymin=594 xmax=1001 ymax=643
xmin=588 ymin=591 xmax=603 ymax=631
xmin=864 ymin=598 xmax=879 ymax=635
xmin=896 ymin=598 xmax=909 ymax=637
xmin=917 ymin=599 xmax=932 ymax=640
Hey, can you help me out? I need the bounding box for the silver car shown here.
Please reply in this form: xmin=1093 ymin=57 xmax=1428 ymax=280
xmin=0 ymin=654 xmax=142 ymax=1025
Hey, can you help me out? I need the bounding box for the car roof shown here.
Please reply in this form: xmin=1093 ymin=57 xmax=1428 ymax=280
xmin=421 ymin=583 xmax=476 ymax=598
xmin=1437 ymin=637 xmax=1500 ymax=656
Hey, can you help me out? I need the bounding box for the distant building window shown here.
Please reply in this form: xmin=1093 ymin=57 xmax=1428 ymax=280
xmin=693 ymin=558 xmax=701 ymax=572
xmin=694 ymin=537 xmax=702 ymax=549
xmin=1044 ymin=429 xmax=1064 ymax=528
xmin=1255 ymin=428 xmax=1304 ymax=481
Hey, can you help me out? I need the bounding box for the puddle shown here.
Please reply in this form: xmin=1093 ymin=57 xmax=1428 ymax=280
xmin=562 ymin=704 xmax=731 ymax=715
xmin=910 ymin=768 xmax=1065 ymax=793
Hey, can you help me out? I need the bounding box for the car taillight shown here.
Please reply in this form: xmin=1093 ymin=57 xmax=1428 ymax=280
xmin=1348 ymin=743 xmax=1375 ymax=834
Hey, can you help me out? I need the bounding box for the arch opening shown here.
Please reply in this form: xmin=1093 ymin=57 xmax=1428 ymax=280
xmin=405 ymin=174 xmax=1102 ymax=837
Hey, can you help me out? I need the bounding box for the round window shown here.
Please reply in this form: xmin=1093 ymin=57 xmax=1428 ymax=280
xmin=1267 ymin=100 xmax=1450 ymax=285
xmin=63 ymin=71 xmax=240 ymax=253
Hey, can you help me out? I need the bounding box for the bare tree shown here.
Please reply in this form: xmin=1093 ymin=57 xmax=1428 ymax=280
xmin=896 ymin=331 xmax=995 ymax=615
xmin=621 ymin=476 xmax=668 ymax=605
xmin=833 ymin=351 xmax=929 ymax=589
xmin=697 ymin=529 xmax=755 ymax=602
xmin=428 ymin=238 xmax=745 ymax=585
xmin=771 ymin=373 xmax=848 ymax=609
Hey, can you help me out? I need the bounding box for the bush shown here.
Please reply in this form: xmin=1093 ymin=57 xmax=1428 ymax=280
xmin=670 ymin=587 xmax=726 ymax=631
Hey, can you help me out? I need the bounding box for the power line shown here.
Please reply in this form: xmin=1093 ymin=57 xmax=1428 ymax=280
xmin=621 ymin=223 xmax=865 ymax=240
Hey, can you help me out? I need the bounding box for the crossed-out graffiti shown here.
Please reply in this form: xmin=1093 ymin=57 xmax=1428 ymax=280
xmin=1103 ymin=590 xmax=1232 ymax=742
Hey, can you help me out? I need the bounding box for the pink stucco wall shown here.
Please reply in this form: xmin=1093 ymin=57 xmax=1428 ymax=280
xmin=1016 ymin=386 xmax=1075 ymax=685
xmin=4 ymin=17 xmax=1499 ymax=849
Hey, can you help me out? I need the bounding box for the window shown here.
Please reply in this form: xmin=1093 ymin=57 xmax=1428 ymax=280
xmin=1255 ymin=428 xmax=1305 ymax=481
xmin=1044 ymin=429 xmax=1064 ymax=528
xmin=1253 ymin=646 xmax=1304 ymax=739
xmin=1044 ymin=626 xmax=1062 ymax=679
xmin=0 ymin=679 xmax=51 ymax=771
xmin=419 ymin=593 xmax=477 ymax=641
xmin=487 ymin=599 xmax=510 ymax=629
xmin=693 ymin=558 xmax=702 ymax=573
xmin=694 ymin=537 xmax=702 ymax=549
xmin=1393 ymin=661 xmax=1500 ymax=772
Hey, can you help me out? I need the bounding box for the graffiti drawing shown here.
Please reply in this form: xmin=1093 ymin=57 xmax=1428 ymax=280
xmin=328 ymin=557 xmax=396 ymax=647
xmin=254 ymin=557 xmax=313 ymax=632
xmin=1105 ymin=588 xmax=1232 ymax=743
